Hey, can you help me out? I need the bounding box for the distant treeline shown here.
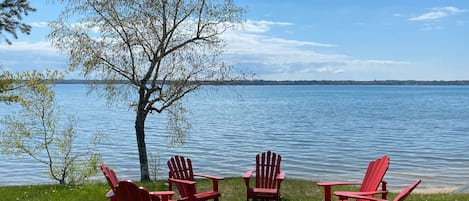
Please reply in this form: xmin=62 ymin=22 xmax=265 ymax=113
xmin=55 ymin=80 xmax=469 ymax=85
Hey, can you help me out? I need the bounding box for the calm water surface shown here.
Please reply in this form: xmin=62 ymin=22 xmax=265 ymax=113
xmin=1 ymin=84 xmax=469 ymax=190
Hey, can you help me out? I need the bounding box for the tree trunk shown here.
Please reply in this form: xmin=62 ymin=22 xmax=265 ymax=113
xmin=136 ymin=90 xmax=150 ymax=181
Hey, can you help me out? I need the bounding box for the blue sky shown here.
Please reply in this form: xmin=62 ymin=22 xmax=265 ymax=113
xmin=1 ymin=1 xmax=468 ymax=81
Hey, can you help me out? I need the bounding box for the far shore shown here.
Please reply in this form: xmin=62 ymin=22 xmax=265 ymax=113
xmin=54 ymin=79 xmax=469 ymax=85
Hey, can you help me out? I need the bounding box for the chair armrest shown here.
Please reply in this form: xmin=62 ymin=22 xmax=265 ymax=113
xmin=150 ymin=191 xmax=175 ymax=196
xmin=243 ymin=169 xmax=255 ymax=188
xmin=150 ymin=191 xmax=175 ymax=201
xmin=276 ymin=171 xmax=286 ymax=180
xmin=168 ymin=178 xmax=197 ymax=185
xmin=335 ymin=190 xmax=387 ymax=196
xmin=243 ymin=169 xmax=255 ymax=178
xmin=357 ymin=190 xmax=387 ymax=196
xmin=334 ymin=191 xmax=385 ymax=201
xmin=317 ymin=181 xmax=362 ymax=187
xmin=105 ymin=189 xmax=114 ymax=198
xmin=194 ymin=173 xmax=224 ymax=180
xmin=194 ymin=173 xmax=223 ymax=192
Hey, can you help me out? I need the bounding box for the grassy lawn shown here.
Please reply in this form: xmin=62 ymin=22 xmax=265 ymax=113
xmin=0 ymin=178 xmax=467 ymax=201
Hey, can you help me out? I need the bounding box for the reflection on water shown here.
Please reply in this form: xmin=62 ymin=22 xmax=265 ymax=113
xmin=1 ymin=85 xmax=469 ymax=190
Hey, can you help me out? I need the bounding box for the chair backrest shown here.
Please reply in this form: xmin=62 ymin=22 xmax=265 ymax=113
xmin=359 ymin=155 xmax=390 ymax=192
xmin=100 ymin=164 xmax=119 ymax=191
xmin=255 ymin=151 xmax=282 ymax=189
xmin=115 ymin=180 xmax=156 ymax=201
xmin=393 ymin=180 xmax=421 ymax=201
xmin=167 ymin=155 xmax=196 ymax=198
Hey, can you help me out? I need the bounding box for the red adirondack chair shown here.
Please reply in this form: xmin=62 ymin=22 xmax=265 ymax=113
xmin=100 ymin=164 xmax=119 ymax=201
xmin=334 ymin=180 xmax=421 ymax=201
xmin=317 ymin=155 xmax=390 ymax=201
xmin=243 ymin=151 xmax=285 ymax=201
xmin=101 ymin=164 xmax=174 ymax=201
xmin=115 ymin=180 xmax=174 ymax=201
xmin=167 ymin=155 xmax=224 ymax=201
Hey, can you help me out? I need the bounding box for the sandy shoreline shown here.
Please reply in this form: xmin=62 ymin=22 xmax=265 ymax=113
xmin=397 ymin=187 xmax=460 ymax=194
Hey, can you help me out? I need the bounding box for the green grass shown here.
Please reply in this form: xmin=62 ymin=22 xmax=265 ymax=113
xmin=0 ymin=178 xmax=467 ymax=201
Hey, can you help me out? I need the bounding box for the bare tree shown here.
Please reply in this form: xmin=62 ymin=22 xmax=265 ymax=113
xmin=49 ymin=0 xmax=244 ymax=181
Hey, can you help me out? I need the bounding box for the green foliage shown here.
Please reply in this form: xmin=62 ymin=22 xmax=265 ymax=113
xmin=0 ymin=0 xmax=36 ymax=44
xmin=0 ymin=68 xmax=57 ymax=103
xmin=0 ymin=67 xmax=19 ymax=103
xmin=0 ymin=70 xmax=103 ymax=185
xmin=166 ymin=101 xmax=192 ymax=145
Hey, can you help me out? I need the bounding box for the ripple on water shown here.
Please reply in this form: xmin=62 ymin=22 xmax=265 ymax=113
xmin=1 ymin=85 xmax=469 ymax=190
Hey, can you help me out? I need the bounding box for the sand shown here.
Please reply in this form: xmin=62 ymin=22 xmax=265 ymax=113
xmin=403 ymin=187 xmax=459 ymax=194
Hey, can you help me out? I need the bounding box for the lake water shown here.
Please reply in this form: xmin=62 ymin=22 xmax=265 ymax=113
xmin=1 ymin=84 xmax=469 ymax=190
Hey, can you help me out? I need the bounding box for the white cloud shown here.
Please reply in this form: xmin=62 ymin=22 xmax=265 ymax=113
xmin=265 ymin=37 xmax=336 ymax=48
xmin=224 ymin=32 xmax=346 ymax=66
xmin=409 ymin=10 xmax=447 ymax=21
xmin=362 ymin=60 xmax=411 ymax=65
xmin=237 ymin=20 xmax=333 ymax=47
xmin=239 ymin=20 xmax=293 ymax=33
xmin=30 ymin=22 xmax=49 ymax=28
xmin=442 ymin=6 xmax=466 ymax=13
xmin=313 ymin=67 xmax=345 ymax=74
xmin=0 ymin=41 xmax=57 ymax=54
xmin=0 ymin=41 xmax=66 ymax=73
xmin=409 ymin=6 xmax=466 ymax=21
xmin=1 ymin=19 xmax=412 ymax=81
xmin=222 ymin=20 xmax=409 ymax=80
